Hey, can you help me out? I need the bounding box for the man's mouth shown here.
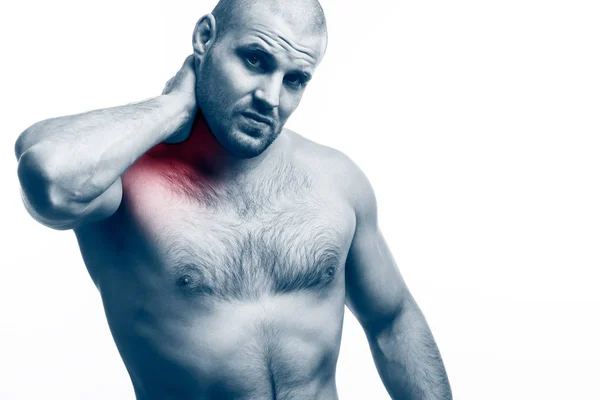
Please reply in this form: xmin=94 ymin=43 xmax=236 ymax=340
xmin=241 ymin=111 xmax=274 ymax=127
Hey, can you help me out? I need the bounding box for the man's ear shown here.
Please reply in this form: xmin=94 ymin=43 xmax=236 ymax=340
xmin=192 ymin=14 xmax=217 ymax=62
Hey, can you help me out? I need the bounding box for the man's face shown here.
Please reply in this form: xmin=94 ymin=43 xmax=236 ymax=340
xmin=194 ymin=7 xmax=326 ymax=158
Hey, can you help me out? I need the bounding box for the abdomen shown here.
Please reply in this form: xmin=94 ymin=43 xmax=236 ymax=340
xmin=101 ymin=281 xmax=345 ymax=399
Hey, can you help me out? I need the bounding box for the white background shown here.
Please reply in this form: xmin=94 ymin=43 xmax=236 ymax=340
xmin=1 ymin=0 xmax=599 ymax=399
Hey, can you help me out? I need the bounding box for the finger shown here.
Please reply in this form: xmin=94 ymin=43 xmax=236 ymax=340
xmin=182 ymin=54 xmax=195 ymax=70
xmin=162 ymin=77 xmax=173 ymax=95
xmin=179 ymin=57 xmax=197 ymax=84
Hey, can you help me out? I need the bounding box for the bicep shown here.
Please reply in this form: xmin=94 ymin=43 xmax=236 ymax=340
xmin=332 ymin=150 xmax=412 ymax=333
xmin=342 ymin=162 xmax=411 ymax=334
xmin=345 ymin=222 xmax=410 ymax=334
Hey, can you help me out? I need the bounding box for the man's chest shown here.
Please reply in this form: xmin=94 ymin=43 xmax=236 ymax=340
xmin=118 ymin=157 xmax=356 ymax=299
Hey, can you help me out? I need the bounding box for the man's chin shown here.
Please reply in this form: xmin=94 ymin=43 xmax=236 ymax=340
xmin=221 ymin=133 xmax=270 ymax=159
xmin=223 ymin=126 xmax=279 ymax=158
xmin=227 ymin=145 xmax=265 ymax=159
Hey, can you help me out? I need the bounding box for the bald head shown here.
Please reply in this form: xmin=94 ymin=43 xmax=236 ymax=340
xmin=211 ymin=0 xmax=327 ymax=45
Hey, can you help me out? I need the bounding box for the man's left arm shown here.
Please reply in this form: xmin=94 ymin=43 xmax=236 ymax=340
xmin=343 ymin=164 xmax=452 ymax=400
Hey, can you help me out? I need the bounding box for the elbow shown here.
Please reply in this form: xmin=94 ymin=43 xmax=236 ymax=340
xmin=17 ymin=146 xmax=55 ymax=209
xmin=364 ymin=301 xmax=413 ymax=343
xmin=15 ymin=120 xmax=47 ymax=161
xmin=15 ymin=135 xmax=26 ymax=161
xmin=15 ymin=126 xmax=34 ymax=161
xmin=359 ymin=310 xmax=398 ymax=343
xmin=17 ymin=146 xmax=87 ymax=227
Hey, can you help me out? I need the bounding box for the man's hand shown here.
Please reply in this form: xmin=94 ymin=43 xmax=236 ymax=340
xmin=162 ymin=55 xmax=198 ymax=144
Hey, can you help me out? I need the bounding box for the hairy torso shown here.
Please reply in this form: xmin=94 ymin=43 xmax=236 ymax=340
xmin=74 ymin=131 xmax=357 ymax=399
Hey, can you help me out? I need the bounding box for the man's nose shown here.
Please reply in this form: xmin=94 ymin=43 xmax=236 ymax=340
xmin=254 ymin=76 xmax=282 ymax=110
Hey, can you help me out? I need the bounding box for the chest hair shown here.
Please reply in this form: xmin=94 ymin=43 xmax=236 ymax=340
xmin=155 ymin=159 xmax=346 ymax=300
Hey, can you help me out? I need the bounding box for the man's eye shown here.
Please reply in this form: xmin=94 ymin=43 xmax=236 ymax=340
xmin=246 ymin=55 xmax=261 ymax=68
xmin=286 ymin=75 xmax=305 ymax=88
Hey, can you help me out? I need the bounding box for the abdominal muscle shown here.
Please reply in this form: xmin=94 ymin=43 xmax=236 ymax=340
xmin=98 ymin=271 xmax=345 ymax=400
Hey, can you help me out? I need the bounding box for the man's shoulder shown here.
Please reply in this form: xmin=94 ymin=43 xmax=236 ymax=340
xmin=284 ymin=129 xmax=376 ymax=213
xmin=285 ymin=129 xmax=360 ymax=176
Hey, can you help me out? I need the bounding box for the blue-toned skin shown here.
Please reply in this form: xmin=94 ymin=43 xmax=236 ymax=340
xmin=14 ymin=0 xmax=451 ymax=398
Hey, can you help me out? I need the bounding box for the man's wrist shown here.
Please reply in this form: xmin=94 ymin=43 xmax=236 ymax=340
xmin=163 ymin=92 xmax=195 ymax=116
xmin=159 ymin=93 xmax=196 ymax=140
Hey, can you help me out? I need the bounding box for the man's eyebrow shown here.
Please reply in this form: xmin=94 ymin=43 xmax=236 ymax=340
xmin=239 ymin=42 xmax=272 ymax=55
xmin=293 ymin=71 xmax=313 ymax=81
xmin=238 ymin=43 xmax=276 ymax=62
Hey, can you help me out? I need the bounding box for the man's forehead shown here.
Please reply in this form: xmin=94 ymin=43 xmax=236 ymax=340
xmin=234 ymin=23 xmax=325 ymax=65
xmin=221 ymin=2 xmax=327 ymax=62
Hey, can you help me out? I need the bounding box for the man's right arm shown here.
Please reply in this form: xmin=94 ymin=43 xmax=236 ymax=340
xmin=15 ymin=56 xmax=197 ymax=230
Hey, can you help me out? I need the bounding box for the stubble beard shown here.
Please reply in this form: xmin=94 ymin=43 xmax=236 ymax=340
xmin=194 ymin=52 xmax=282 ymax=159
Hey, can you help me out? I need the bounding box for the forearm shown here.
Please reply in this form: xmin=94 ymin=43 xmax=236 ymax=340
xmin=368 ymin=302 xmax=452 ymax=400
xmin=16 ymin=93 xmax=189 ymax=203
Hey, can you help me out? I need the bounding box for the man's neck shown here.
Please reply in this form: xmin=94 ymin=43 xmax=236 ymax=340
xmin=150 ymin=113 xmax=282 ymax=181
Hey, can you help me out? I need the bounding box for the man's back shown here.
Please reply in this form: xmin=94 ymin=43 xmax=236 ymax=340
xmin=74 ymin=127 xmax=356 ymax=398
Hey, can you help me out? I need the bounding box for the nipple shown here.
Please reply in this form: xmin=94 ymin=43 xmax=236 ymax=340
xmin=324 ymin=266 xmax=336 ymax=278
xmin=177 ymin=274 xmax=193 ymax=287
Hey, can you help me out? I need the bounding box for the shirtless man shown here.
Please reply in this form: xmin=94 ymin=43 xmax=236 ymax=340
xmin=14 ymin=0 xmax=452 ymax=398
